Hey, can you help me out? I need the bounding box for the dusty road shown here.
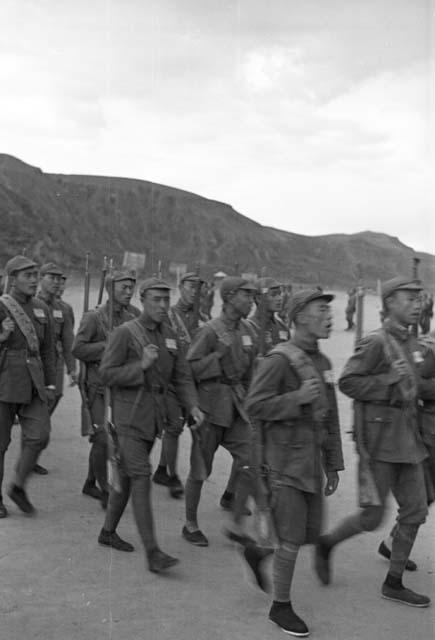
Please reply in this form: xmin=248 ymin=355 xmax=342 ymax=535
xmin=1 ymin=287 xmax=434 ymax=640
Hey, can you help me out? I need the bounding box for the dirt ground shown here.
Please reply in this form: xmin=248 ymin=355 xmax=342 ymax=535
xmin=1 ymin=286 xmax=434 ymax=640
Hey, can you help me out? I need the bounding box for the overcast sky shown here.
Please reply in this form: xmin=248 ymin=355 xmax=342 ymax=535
xmin=1 ymin=0 xmax=434 ymax=252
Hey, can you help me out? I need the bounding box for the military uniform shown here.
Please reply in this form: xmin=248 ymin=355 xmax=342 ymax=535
xmin=37 ymin=263 xmax=76 ymax=413
xmin=72 ymin=280 xmax=140 ymax=502
xmin=0 ymin=255 xmax=56 ymax=515
xmin=316 ymin=277 xmax=430 ymax=609
xmin=183 ymin=276 xmax=258 ymax=545
xmin=99 ymin=277 xmax=198 ymax=572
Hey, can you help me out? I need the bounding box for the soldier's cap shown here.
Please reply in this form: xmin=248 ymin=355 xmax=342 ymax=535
xmin=289 ymin=288 xmax=334 ymax=321
xmin=139 ymin=277 xmax=171 ymax=297
xmin=180 ymin=271 xmax=205 ymax=285
xmin=40 ymin=262 xmax=63 ymax=277
xmin=5 ymin=255 xmax=38 ymax=275
xmin=256 ymin=277 xmax=282 ymax=293
xmin=220 ymin=276 xmax=257 ymax=301
xmin=106 ymin=269 xmax=137 ymax=284
xmin=381 ymin=277 xmax=423 ymax=300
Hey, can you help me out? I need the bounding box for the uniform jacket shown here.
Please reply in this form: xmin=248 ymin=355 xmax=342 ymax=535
xmin=37 ymin=291 xmax=75 ymax=374
xmin=246 ymin=310 xmax=290 ymax=353
xmin=99 ymin=315 xmax=197 ymax=440
xmin=246 ymin=334 xmax=344 ymax=493
xmin=187 ymin=311 xmax=258 ymax=427
xmin=58 ymin=298 xmax=75 ymax=329
xmin=416 ymin=338 xmax=435 ymax=446
xmin=0 ymin=290 xmax=56 ymax=404
xmin=72 ymin=302 xmax=140 ymax=393
xmin=338 ymin=318 xmax=427 ymax=464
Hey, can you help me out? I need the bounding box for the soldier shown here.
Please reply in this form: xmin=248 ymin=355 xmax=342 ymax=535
xmin=221 ymin=277 xmax=289 ymax=515
xmin=315 ymin=277 xmax=430 ymax=608
xmin=182 ymin=276 xmax=257 ymax=547
xmin=345 ymin=287 xmax=357 ymax=330
xmin=0 ymin=255 xmax=56 ymax=517
xmin=245 ymin=288 xmax=343 ymax=636
xmin=57 ymin=274 xmax=75 ymax=329
xmin=153 ymin=271 xmax=204 ymax=498
xmin=72 ymin=270 xmax=139 ymax=508
xmin=98 ymin=277 xmax=203 ymax=573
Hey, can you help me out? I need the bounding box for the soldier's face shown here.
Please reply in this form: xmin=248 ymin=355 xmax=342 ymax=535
xmin=300 ymin=300 xmax=332 ymax=339
xmin=230 ymin=289 xmax=254 ymax=318
xmin=58 ymin=279 xmax=66 ymax=296
xmin=179 ymin=280 xmax=197 ymax=306
xmin=113 ymin=280 xmax=135 ymax=307
xmin=268 ymin=287 xmax=283 ymax=312
xmin=387 ymin=290 xmax=421 ymax=326
xmin=142 ymin=289 xmax=170 ymax=323
xmin=12 ymin=268 xmax=39 ymax=296
xmin=41 ymin=273 xmax=62 ymax=296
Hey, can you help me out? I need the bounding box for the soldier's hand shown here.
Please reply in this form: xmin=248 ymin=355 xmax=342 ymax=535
xmin=0 ymin=317 xmax=14 ymax=342
xmin=324 ymin=471 xmax=339 ymax=496
xmin=298 ymin=379 xmax=321 ymax=404
xmin=391 ymin=359 xmax=408 ymax=381
xmin=46 ymin=387 xmax=56 ymax=405
xmin=141 ymin=344 xmax=159 ymax=370
xmin=189 ymin=407 xmax=204 ymax=430
xmin=68 ymin=372 xmax=78 ymax=386
xmin=216 ymin=337 xmax=231 ymax=359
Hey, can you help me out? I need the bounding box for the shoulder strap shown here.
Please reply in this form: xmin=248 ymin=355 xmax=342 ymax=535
xmin=270 ymin=342 xmax=329 ymax=423
xmin=378 ymin=328 xmax=417 ymax=403
xmin=168 ymin=308 xmax=191 ymax=344
xmin=0 ymin=294 xmax=40 ymax=353
xmin=125 ymin=318 xmax=152 ymax=355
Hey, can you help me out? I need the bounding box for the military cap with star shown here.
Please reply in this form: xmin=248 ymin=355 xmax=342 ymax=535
xmin=5 ymin=255 xmax=38 ymax=275
xmin=289 ymin=288 xmax=334 ymax=322
xmin=220 ymin=276 xmax=257 ymax=301
xmin=381 ymin=277 xmax=423 ymax=300
xmin=40 ymin=262 xmax=63 ymax=276
xmin=139 ymin=277 xmax=171 ymax=297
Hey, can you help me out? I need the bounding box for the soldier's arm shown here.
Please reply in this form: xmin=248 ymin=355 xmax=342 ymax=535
xmin=186 ymin=326 xmax=222 ymax=381
xmin=99 ymin=326 xmax=144 ymax=387
xmin=72 ymin=312 xmax=106 ymax=362
xmin=322 ymin=357 xmax=345 ymax=471
xmin=40 ymin=307 xmax=57 ymax=386
xmin=417 ymin=347 xmax=435 ymax=400
xmin=246 ymin=353 xmax=303 ymax=421
xmin=61 ymin=307 xmax=76 ymax=374
xmin=338 ymin=334 xmax=399 ymax=402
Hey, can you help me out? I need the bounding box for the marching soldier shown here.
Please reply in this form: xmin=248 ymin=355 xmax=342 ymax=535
xmin=245 ymin=288 xmax=343 ymax=636
xmin=98 ymin=277 xmax=203 ymax=572
xmin=182 ymin=276 xmax=257 ymax=547
xmin=221 ymin=276 xmax=289 ymax=515
xmin=0 ymin=255 xmax=56 ymax=517
xmin=345 ymin=287 xmax=357 ymax=330
xmin=57 ymin=274 xmax=75 ymax=328
xmin=315 ymin=277 xmax=430 ymax=608
xmin=72 ymin=270 xmax=139 ymax=508
xmin=153 ymin=271 xmax=205 ymax=498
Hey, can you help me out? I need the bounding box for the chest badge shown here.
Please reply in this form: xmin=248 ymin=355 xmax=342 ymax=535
xmin=165 ymin=338 xmax=177 ymax=350
xmin=242 ymin=335 xmax=253 ymax=347
xmin=53 ymin=310 xmax=63 ymax=320
xmin=279 ymin=330 xmax=288 ymax=341
xmin=323 ymin=370 xmax=335 ymax=384
xmin=413 ymin=351 xmax=424 ymax=364
xmin=33 ymin=308 xmax=45 ymax=319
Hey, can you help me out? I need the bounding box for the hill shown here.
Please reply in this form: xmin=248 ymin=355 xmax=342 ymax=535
xmin=0 ymin=153 xmax=433 ymax=288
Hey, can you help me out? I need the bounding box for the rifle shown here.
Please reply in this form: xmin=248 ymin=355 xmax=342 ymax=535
xmin=78 ymin=253 xmax=95 ymax=437
xmin=352 ymin=267 xmax=381 ymax=507
xmin=412 ymin=256 xmax=421 ymax=337
xmin=104 ymin=260 xmax=122 ymax=492
xmin=97 ymin=256 xmax=108 ymax=307
xmin=258 ymin=266 xmax=268 ymax=357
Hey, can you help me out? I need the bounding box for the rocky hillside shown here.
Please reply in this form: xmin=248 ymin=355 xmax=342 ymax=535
xmin=0 ymin=154 xmax=433 ymax=288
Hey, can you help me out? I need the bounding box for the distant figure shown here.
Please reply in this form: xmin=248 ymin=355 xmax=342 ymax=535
xmin=419 ymin=292 xmax=433 ymax=334
xmin=278 ymin=284 xmax=292 ymax=325
xmin=345 ymin=287 xmax=356 ymax=330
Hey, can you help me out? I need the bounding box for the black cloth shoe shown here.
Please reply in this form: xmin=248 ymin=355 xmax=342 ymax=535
xmin=152 ymin=466 xmax=170 ymax=486
xmin=33 ymin=463 xmax=48 ymax=475
xmin=7 ymin=485 xmax=35 ymax=514
xmin=168 ymin=474 xmax=184 ymax=499
xmin=378 ymin=541 xmax=417 ymax=572
xmin=269 ymin=601 xmax=310 ymax=637
xmin=223 ymin=527 xmax=257 ymax=547
xmin=147 ymin=548 xmax=179 ymax=573
xmin=182 ymin=525 xmax=209 ymax=547
xmin=243 ymin=543 xmax=273 ymax=592
xmin=0 ymin=498 xmax=8 ymax=518
xmin=381 ymin=581 xmax=430 ymax=607
xmin=98 ymin=528 xmax=134 ymax=552
xmin=219 ymin=492 xmax=251 ymax=516
xmin=82 ymin=480 xmax=103 ymax=501
xmin=315 ymin=537 xmax=332 ymax=585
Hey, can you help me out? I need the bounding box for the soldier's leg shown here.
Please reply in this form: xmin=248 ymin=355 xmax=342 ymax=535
xmin=183 ymin=422 xmax=220 ymax=544
xmin=0 ymin=403 xmax=15 ymax=516
xmin=154 ymin=395 xmax=184 ymax=497
xmin=268 ymin=485 xmax=310 ymax=637
xmin=85 ymin=394 xmax=108 ymax=503
xmin=315 ymin=460 xmax=391 ymax=585
xmin=221 ymin=417 xmax=251 ymax=528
